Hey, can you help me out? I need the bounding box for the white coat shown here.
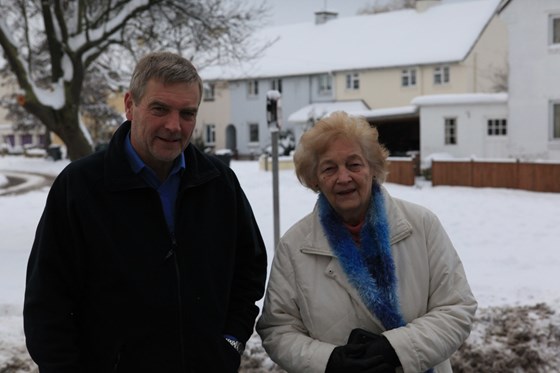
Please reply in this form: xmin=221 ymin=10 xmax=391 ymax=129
xmin=257 ymin=187 xmax=477 ymax=373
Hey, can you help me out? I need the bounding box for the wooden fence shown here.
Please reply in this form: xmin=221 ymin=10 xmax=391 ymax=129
xmin=386 ymin=157 xmax=417 ymax=186
xmin=431 ymin=159 xmax=560 ymax=193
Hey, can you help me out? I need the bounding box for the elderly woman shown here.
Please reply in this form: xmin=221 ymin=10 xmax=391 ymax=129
xmin=257 ymin=111 xmax=477 ymax=373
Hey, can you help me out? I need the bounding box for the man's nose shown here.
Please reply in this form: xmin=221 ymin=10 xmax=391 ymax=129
xmin=166 ymin=112 xmax=182 ymax=131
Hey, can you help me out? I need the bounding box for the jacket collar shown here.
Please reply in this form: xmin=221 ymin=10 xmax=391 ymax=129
xmin=300 ymin=185 xmax=413 ymax=331
xmin=103 ymin=121 xmax=220 ymax=192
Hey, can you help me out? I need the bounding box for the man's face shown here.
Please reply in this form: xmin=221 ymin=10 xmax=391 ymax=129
xmin=125 ymin=78 xmax=200 ymax=176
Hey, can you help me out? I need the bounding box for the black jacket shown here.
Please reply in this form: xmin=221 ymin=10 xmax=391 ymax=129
xmin=24 ymin=121 xmax=267 ymax=372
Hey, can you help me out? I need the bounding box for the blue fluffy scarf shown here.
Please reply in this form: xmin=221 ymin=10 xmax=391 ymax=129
xmin=319 ymin=184 xmax=433 ymax=372
xmin=318 ymin=183 xmax=406 ymax=330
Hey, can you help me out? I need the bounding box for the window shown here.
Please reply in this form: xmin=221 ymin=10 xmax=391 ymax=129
xmin=318 ymin=74 xmax=332 ymax=95
xmin=434 ymin=66 xmax=450 ymax=85
xmin=247 ymin=80 xmax=259 ymax=97
xmin=552 ymin=102 xmax=560 ymax=139
xmin=271 ymin=78 xmax=282 ymax=93
xmin=550 ymin=15 xmax=560 ymax=45
xmin=249 ymin=123 xmax=259 ymax=143
xmin=203 ymin=83 xmax=215 ymax=101
xmin=444 ymin=118 xmax=457 ymax=145
xmin=345 ymin=73 xmax=360 ymax=90
xmin=401 ymin=69 xmax=417 ymax=87
xmin=205 ymin=124 xmax=216 ymax=144
xmin=487 ymin=119 xmax=507 ymax=136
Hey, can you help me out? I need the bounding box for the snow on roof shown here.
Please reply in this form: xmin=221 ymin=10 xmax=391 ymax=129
xmin=288 ymin=100 xmax=370 ymax=123
xmin=201 ymin=0 xmax=501 ymax=80
xmin=412 ymin=92 xmax=508 ymax=106
xmin=353 ymin=105 xmax=418 ymax=119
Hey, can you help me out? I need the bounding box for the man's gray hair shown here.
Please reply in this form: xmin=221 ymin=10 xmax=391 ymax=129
xmin=129 ymin=51 xmax=203 ymax=104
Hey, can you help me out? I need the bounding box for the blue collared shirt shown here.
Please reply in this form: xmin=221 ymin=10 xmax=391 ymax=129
xmin=124 ymin=132 xmax=185 ymax=234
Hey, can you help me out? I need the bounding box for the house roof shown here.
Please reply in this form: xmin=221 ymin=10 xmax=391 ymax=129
xmin=287 ymin=100 xmax=370 ymax=123
xmin=290 ymin=93 xmax=507 ymax=124
xmin=411 ymin=92 xmax=508 ymax=106
xmin=200 ymin=0 xmax=501 ymax=81
xmin=353 ymin=105 xmax=419 ymax=120
xmin=497 ymin=0 xmax=513 ymax=13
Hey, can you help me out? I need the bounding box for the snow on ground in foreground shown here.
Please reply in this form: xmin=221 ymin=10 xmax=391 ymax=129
xmin=1 ymin=156 xmax=559 ymax=371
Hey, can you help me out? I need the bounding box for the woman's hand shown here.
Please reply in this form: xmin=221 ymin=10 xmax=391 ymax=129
xmin=325 ymin=342 xmax=395 ymax=373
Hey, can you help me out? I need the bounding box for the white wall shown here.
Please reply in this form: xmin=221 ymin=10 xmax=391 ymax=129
xmin=420 ymin=101 xmax=508 ymax=161
xmin=500 ymin=0 xmax=560 ymax=160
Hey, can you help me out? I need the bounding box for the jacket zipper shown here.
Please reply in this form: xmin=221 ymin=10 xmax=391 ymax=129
xmin=166 ymin=235 xmax=188 ymax=371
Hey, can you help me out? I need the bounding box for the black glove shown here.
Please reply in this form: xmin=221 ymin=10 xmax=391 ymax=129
xmin=348 ymin=328 xmax=401 ymax=368
xmin=325 ymin=343 xmax=391 ymax=373
xmin=348 ymin=328 xmax=383 ymax=345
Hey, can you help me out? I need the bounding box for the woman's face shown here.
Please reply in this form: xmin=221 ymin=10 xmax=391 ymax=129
xmin=316 ymin=137 xmax=374 ymax=225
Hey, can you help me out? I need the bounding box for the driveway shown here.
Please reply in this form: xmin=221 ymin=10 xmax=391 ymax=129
xmin=0 ymin=171 xmax=55 ymax=196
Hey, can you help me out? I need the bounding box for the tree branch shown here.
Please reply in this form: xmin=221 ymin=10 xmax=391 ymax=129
xmin=40 ymin=0 xmax=64 ymax=82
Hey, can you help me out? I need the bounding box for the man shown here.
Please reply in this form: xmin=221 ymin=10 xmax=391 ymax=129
xmin=24 ymin=52 xmax=267 ymax=372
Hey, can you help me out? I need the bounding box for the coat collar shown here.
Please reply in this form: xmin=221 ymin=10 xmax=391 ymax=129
xmin=102 ymin=121 xmax=220 ymax=192
xmin=299 ymin=185 xmax=413 ymax=331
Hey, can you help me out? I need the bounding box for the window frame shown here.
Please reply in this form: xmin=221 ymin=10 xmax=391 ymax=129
xmin=318 ymin=74 xmax=332 ymax=95
xmin=401 ymin=68 xmax=417 ymax=87
xmin=271 ymin=78 xmax=282 ymax=94
xmin=345 ymin=72 xmax=360 ymax=90
xmin=549 ymin=14 xmax=560 ymax=46
xmin=487 ymin=118 xmax=508 ymax=136
xmin=551 ymin=101 xmax=560 ymax=140
xmin=248 ymin=123 xmax=259 ymax=144
xmin=444 ymin=117 xmax=457 ymax=145
xmin=203 ymin=82 xmax=215 ymax=102
xmin=204 ymin=124 xmax=216 ymax=145
xmin=434 ymin=66 xmax=450 ymax=85
xmin=247 ymin=80 xmax=259 ymax=97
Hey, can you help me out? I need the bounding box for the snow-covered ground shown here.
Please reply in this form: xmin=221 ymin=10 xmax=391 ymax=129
xmin=1 ymin=155 xmax=559 ymax=371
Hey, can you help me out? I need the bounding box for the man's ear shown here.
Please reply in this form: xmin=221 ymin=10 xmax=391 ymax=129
xmin=124 ymin=92 xmax=134 ymax=120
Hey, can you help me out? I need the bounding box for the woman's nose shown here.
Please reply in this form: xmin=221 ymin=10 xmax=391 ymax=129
xmin=336 ymin=168 xmax=352 ymax=183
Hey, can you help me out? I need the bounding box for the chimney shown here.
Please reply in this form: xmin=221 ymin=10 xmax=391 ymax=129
xmin=315 ymin=10 xmax=338 ymax=25
xmin=416 ymin=0 xmax=441 ymax=12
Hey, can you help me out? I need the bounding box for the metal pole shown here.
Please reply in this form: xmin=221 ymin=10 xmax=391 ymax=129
xmin=271 ymin=126 xmax=280 ymax=250
xmin=266 ymin=89 xmax=282 ymax=250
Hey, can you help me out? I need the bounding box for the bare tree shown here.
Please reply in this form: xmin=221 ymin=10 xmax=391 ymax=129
xmin=358 ymin=0 xmax=415 ymax=15
xmin=491 ymin=66 xmax=509 ymax=93
xmin=0 ymin=0 xmax=268 ymax=160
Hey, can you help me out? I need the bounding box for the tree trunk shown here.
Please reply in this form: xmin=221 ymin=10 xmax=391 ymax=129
xmin=48 ymin=108 xmax=93 ymax=161
xmin=52 ymin=119 xmax=94 ymax=161
xmin=25 ymin=100 xmax=94 ymax=161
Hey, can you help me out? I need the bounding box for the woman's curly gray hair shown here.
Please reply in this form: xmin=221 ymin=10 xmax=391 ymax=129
xmin=293 ymin=111 xmax=389 ymax=192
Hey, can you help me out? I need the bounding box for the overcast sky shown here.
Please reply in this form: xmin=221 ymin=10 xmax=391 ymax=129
xmin=251 ymin=0 xmax=377 ymax=26
xmin=249 ymin=0 xmax=472 ymax=26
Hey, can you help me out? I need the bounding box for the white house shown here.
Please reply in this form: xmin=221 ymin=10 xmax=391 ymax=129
xmin=412 ymin=93 xmax=508 ymax=160
xmin=499 ymin=0 xmax=560 ymax=161
xmin=199 ymin=0 xmax=506 ymax=158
